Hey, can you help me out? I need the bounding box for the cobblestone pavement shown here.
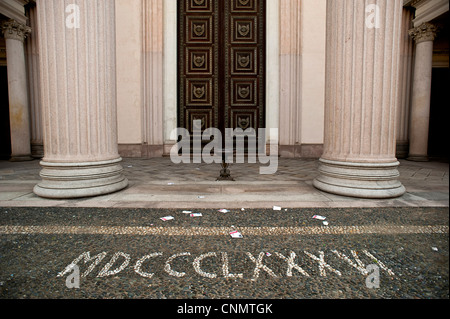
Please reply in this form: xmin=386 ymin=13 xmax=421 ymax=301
xmin=0 ymin=158 xmax=448 ymax=308
xmin=0 ymin=206 xmax=448 ymax=302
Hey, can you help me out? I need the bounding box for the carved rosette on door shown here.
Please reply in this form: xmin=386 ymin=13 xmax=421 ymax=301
xmin=178 ymin=0 xmax=266 ymax=145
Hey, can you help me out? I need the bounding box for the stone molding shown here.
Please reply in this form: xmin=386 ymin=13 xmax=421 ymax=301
xmin=410 ymin=0 xmax=426 ymax=7
xmin=1 ymin=19 xmax=31 ymax=42
xmin=279 ymin=144 xmax=324 ymax=159
xmin=408 ymin=22 xmax=438 ymax=43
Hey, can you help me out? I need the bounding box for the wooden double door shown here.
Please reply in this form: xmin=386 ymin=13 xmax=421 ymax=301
xmin=178 ymin=0 xmax=266 ymax=141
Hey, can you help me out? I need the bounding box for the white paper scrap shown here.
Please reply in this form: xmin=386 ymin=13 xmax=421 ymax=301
xmin=229 ymin=231 xmax=243 ymax=238
xmin=273 ymin=206 xmax=282 ymax=211
xmin=219 ymin=209 xmax=230 ymax=213
xmin=323 ymin=221 xmax=329 ymax=226
xmin=182 ymin=211 xmax=192 ymax=214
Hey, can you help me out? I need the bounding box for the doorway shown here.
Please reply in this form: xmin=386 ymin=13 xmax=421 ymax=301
xmin=177 ymin=0 xmax=266 ymax=145
xmin=428 ymin=67 xmax=450 ymax=160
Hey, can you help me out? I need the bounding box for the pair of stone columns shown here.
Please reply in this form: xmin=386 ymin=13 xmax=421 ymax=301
xmin=26 ymin=0 xmax=436 ymax=199
xmin=1 ymin=6 xmax=44 ymax=160
xmin=1 ymin=19 xmax=32 ymax=162
xmin=1 ymin=2 xmax=126 ymax=198
xmin=314 ymin=1 xmax=439 ymax=198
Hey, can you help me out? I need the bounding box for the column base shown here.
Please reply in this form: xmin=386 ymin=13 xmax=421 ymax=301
xmin=313 ymin=158 xmax=406 ymax=199
xmin=406 ymin=154 xmax=429 ymax=162
xmin=34 ymin=157 xmax=129 ymax=199
xmin=395 ymin=141 xmax=409 ymax=159
xmin=10 ymin=155 xmax=34 ymax=162
xmin=31 ymin=143 xmax=44 ymax=159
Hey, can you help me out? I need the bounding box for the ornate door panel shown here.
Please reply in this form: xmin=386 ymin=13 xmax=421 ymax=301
xmin=178 ymin=0 xmax=266 ymax=139
xmin=224 ymin=0 xmax=265 ymax=137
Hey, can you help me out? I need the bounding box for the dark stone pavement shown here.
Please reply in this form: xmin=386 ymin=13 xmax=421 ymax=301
xmin=0 ymin=206 xmax=448 ymax=302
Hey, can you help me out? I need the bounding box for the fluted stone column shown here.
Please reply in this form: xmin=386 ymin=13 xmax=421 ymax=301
xmin=1 ymin=19 xmax=33 ymax=162
xmin=407 ymin=22 xmax=438 ymax=162
xmin=25 ymin=3 xmax=44 ymax=158
xmin=313 ymin=0 xmax=406 ymax=199
xmin=396 ymin=7 xmax=415 ymax=159
xmin=33 ymin=0 xmax=128 ymax=199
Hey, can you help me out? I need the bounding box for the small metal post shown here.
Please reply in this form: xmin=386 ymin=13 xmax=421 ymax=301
xmin=217 ymin=148 xmax=235 ymax=181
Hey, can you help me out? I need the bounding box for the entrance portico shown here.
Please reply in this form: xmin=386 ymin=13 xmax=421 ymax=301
xmin=0 ymin=0 xmax=448 ymax=200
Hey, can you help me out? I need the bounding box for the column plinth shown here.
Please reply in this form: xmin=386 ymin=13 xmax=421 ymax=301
xmin=35 ymin=158 xmax=127 ymax=199
xmin=33 ymin=0 xmax=128 ymax=199
xmin=314 ymin=159 xmax=404 ymax=199
xmin=313 ymin=0 xmax=406 ymax=199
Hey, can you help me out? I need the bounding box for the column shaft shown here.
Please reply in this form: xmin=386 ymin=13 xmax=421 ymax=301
xmin=1 ymin=19 xmax=33 ymax=162
xmin=26 ymin=3 xmax=44 ymax=158
xmin=313 ymin=0 xmax=406 ymax=198
xmin=33 ymin=0 xmax=128 ymax=199
xmin=396 ymin=8 xmax=415 ymax=159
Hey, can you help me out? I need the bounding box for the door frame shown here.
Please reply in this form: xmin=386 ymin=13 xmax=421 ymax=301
xmin=163 ymin=0 xmax=279 ymax=146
